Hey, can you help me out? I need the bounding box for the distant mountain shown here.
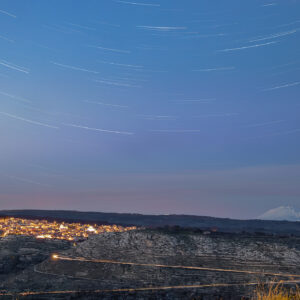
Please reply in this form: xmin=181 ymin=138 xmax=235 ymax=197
xmin=1 ymin=209 xmax=300 ymax=236
xmin=258 ymin=206 xmax=300 ymax=222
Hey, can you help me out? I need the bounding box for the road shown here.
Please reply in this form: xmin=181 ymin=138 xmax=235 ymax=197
xmin=52 ymin=254 xmax=300 ymax=279
xmin=1 ymin=254 xmax=300 ymax=298
xmin=2 ymin=280 xmax=300 ymax=298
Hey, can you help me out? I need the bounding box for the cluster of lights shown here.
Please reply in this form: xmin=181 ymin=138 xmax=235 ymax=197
xmin=0 ymin=217 xmax=136 ymax=241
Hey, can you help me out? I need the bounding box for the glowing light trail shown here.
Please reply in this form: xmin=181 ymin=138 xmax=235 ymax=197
xmin=54 ymin=255 xmax=300 ymax=278
xmin=3 ymin=280 xmax=300 ymax=298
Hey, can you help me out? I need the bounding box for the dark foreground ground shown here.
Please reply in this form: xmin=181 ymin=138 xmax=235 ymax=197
xmin=0 ymin=227 xmax=300 ymax=300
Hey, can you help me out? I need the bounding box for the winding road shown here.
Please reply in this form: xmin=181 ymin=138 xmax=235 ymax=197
xmin=52 ymin=254 xmax=300 ymax=279
xmin=2 ymin=254 xmax=300 ymax=298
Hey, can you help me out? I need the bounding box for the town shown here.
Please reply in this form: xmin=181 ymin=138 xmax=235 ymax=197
xmin=0 ymin=217 xmax=137 ymax=241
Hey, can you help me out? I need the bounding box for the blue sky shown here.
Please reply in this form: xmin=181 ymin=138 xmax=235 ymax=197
xmin=0 ymin=0 xmax=299 ymax=218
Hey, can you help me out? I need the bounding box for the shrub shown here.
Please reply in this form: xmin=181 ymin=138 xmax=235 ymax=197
xmin=253 ymin=282 xmax=300 ymax=300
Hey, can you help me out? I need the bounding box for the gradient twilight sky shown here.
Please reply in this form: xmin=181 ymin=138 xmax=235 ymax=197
xmin=0 ymin=0 xmax=299 ymax=219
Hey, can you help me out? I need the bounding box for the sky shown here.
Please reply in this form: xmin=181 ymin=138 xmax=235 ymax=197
xmin=0 ymin=0 xmax=299 ymax=219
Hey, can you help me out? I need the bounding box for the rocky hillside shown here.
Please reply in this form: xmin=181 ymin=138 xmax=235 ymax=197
xmin=70 ymin=229 xmax=300 ymax=268
xmin=1 ymin=229 xmax=300 ymax=299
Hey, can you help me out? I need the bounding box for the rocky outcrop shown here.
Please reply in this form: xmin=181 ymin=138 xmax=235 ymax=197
xmin=70 ymin=230 xmax=300 ymax=268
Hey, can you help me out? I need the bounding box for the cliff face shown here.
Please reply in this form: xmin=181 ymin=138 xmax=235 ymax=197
xmin=1 ymin=230 xmax=300 ymax=300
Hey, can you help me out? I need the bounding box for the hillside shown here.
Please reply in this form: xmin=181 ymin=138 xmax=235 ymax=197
xmin=1 ymin=209 xmax=300 ymax=236
xmin=1 ymin=229 xmax=300 ymax=299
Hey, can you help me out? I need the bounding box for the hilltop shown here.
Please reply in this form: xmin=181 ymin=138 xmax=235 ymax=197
xmin=0 ymin=209 xmax=300 ymax=236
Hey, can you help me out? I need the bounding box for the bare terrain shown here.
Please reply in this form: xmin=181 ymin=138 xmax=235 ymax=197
xmin=0 ymin=224 xmax=300 ymax=299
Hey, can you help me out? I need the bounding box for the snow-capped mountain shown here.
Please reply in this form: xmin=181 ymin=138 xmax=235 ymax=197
xmin=258 ymin=206 xmax=300 ymax=221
